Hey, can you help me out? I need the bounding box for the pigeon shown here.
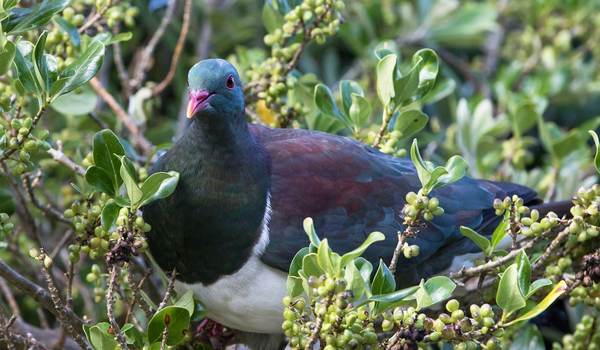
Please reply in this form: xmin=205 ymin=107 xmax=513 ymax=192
xmin=143 ymin=59 xmax=567 ymax=349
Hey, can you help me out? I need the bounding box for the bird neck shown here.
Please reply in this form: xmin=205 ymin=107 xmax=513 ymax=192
xmin=150 ymin=113 xmax=271 ymax=284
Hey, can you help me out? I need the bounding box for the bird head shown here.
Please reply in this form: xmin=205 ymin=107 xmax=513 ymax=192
xmin=186 ymin=59 xmax=244 ymax=120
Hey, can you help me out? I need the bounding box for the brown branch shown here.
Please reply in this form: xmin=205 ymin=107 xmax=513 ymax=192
xmin=89 ymin=77 xmax=153 ymax=154
xmin=106 ymin=265 xmax=129 ymax=350
xmin=22 ymin=175 xmax=71 ymax=224
xmin=388 ymin=231 xmax=405 ymax=274
xmin=38 ymin=254 xmax=90 ymax=350
xmin=304 ymin=294 xmax=332 ymax=350
xmin=158 ymin=269 xmax=177 ymax=311
xmin=130 ymin=0 xmax=178 ymax=89
xmin=152 ymin=0 xmax=192 ymax=96
xmin=0 ymin=278 xmax=20 ymax=317
xmin=47 ymin=145 xmax=86 ymax=176
xmin=532 ymin=227 xmax=570 ymax=271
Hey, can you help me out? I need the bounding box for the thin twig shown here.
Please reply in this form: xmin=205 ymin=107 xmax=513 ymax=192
xmin=532 ymin=227 xmax=570 ymax=271
xmin=130 ymin=0 xmax=178 ymax=89
xmin=0 ymin=108 xmax=46 ymax=163
xmin=388 ymin=231 xmax=405 ymax=274
xmin=78 ymin=0 xmax=112 ymax=33
xmin=158 ymin=269 xmax=177 ymax=311
xmin=89 ymin=77 xmax=153 ymax=154
xmin=304 ymin=294 xmax=332 ymax=350
xmin=152 ymin=0 xmax=192 ymax=96
xmin=22 ymin=175 xmax=71 ymax=224
xmin=106 ymin=265 xmax=129 ymax=350
xmin=47 ymin=145 xmax=86 ymax=176
xmin=160 ymin=325 xmax=169 ymax=350
xmin=0 ymin=278 xmax=20 ymax=316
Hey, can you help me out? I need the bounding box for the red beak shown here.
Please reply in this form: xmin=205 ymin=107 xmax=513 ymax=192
xmin=186 ymin=90 xmax=213 ymax=119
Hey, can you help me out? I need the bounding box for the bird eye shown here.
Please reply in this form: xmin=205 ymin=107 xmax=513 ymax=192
xmin=226 ymin=74 xmax=235 ymax=89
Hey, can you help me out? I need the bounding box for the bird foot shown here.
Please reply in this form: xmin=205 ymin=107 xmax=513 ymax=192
xmin=194 ymin=319 xmax=235 ymax=350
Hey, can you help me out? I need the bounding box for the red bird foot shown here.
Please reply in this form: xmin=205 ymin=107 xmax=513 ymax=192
xmin=194 ymin=319 xmax=235 ymax=350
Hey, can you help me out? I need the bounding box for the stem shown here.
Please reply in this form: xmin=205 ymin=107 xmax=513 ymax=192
xmin=0 ymin=107 xmax=46 ymax=163
xmin=106 ymin=265 xmax=129 ymax=350
xmin=372 ymin=105 xmax=393 ymax=148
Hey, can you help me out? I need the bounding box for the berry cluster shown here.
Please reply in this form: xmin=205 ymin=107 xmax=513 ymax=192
xmin=404 ymin=191 xmax=444 ymax=224
xmin=0 ymin=213 xmax=14 ymax=244
xmin=246 ymin=0 xmax=344 ymax=127
xmin=379 ymin=131 xmax=408 ymax=158
xmin=0 ymin=114 xmax=50 ymax=174
xmin=553 ymin=314 xmax=600 ymax=350
xmin=283 ymin=275 xmax=378 ymax=349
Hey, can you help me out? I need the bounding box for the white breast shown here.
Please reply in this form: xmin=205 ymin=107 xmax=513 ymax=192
xmin=175 ymin=193 xmax=288 ymax=334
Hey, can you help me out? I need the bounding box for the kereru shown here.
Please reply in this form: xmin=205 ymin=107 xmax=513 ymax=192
xmin=142 ymin=59 xmax=567 ymax=349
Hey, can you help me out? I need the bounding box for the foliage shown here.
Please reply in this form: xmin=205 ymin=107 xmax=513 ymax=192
xmin=0 ymin=0 xmax=598 ymax=350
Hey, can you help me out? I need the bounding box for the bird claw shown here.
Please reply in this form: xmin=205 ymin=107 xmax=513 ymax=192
xmin=194 ymin=319 xmax=235 ymax=350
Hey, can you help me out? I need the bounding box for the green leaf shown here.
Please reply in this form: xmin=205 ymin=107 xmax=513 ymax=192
xmin=340 ymin=80 xmax=363 ymax=117
xmin=410 ymin=139 xmax=431 ymax=190
xmin=393 ymin=49 xmax=439 ymax=106
xmin=317 ymin=239 xmax=335 ymax=275
xmin=287 ymin=247 xmax=309 ymax=296
xmin=119 ymin=156 xmax=142 ymax=206
xmin=101 ymin=200 xmax=120 ymax=231
xmin=262 ymin=1 xmax=283 ymax=33
xmin=314 ymin=84 xmax=349 ymax=127
xmin=89 ymin=322 xmax=118 ymax=350
xmin=33 ymin=31 xmax=50 ymax=94
xmin=392 ymin=109 xmax=429 ymax=141
xmin=85 ymin=166 xmax=116 ymax=196
xmin=122 ymin=323 xmax=144 ymax=347
xmin=92 ymin=129 xmax=125 ymax=194
xmin=174 ymin=290 xmax=195 ymax=316
xmin=437 ymin=155 xmax=468 ymax=187
xmin=51 ymin=39 xmax=105 ymax=99
xmin=371 ymin=259 xmax=395 ymax=295
xmin=138 ymin=171 xmax=180 ymax=207
xmin=412 ymin=276 xmax=456 ymax=310
xmin=496 ymin=264 xmax=527 ymax=318
xmin=340 ymin=231 xmax=385 ymax=267
xmin=367 ymin=285 xmax=419 ymax=304
xmin=355 ymin=257 xmax=373 ymax=287
xmin=147 ymin=306 xmax=190 ymax=346
xmin=50 ymin=86 xmax=98 ymax=115
xmin=3 ymin=0 xmax=69 ymax=34
xmin=300 ymin=253 xmax=323 ymax=278
xmin=427 ymin=3 xmax=497 ymax=48
xmin=516 ymin=251 xmax=531 ymax=297
xmin=0 ymin=41 xmax=15 ymax=75
xmin=459 ymin=226 xmax=491 ymax=253
xmin=54 ymin=16 xmax=80 ymax=47
xmin=505 ymin=281 xmax=567 ymax=326
xmin=13 ymin=42 xmax=41 ymax=96
xmin=525 ymin=279 xmax=553 ymax=299
xmin=303 ymin=217 xmax=320 ymax=247
xmin=344 ymin=260 xmax=368 ymax=300
xmin=376 ymin=54 xmax=397 ymax=106
xmin=537 ymin=116 xmax=557 ymax=163
xmin=510 ymin=101 xmax=538 ymax=137
xmin=589 ymin=130 xmax=600 ymax=174
xmin=348 ymin=93 xmax=371 ymax=130
xmin=490 ymin=211 xmax=509 ymax=249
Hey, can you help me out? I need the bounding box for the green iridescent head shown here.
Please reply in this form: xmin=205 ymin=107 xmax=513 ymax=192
xmin=186 ymin=59 xmax=244 ymax=120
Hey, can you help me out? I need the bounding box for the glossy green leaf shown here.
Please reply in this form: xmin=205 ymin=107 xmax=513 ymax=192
xmin=410 ymin=139 xmax=431 ymax=190
xmin=355 ymin=257 xmax=373 ymax=287
xmin=314 ymin=84 xmax=348 ymax=126
xmin=589 ymin=130 xmax=600 ymax=174
xmin=525 ymin=279 xmax=553 ymax=299
xmin=367 ymin=285 xmax=419 ymax=304
xmin=437 ymin=155 xmax=468 ymax=187
xmin=371 ymin=259 xmax=395 ymax=295
xmin=174 ymin=290 xmax=195 ymax=316
xmin=13 ymin=42 xmax=41 ymax=96
xmin=0 ymin=41 xmax=15 ymax=75
xmin=300 ymin=253 xmax=323 ymax=278
xmin=490 ymin=211 xmax=509 ymax=249
xmin=516 ymin=251 xmax=531 ymax=297
xmin=340 ymin=80 xmax=363 ymax=117
xmin=412 ymin=276 xmax=456 ymax=310
xmin=303 ymin=217 xmax=320 ymax=247
xmin=3 ymin=0 xmax=69 ymax=34
xmin=349 ymin=93 xmax=371 ymax=129
xmin=510 ymin=324 xmax=545 ymax=350
xmin=317 ymin=239 xmax=335 ymax=275
xmin=50 ymin=86 xmax=98 ymax=115
xmin=54 ymin=17 xmax=80 ymax=47
xmin=119 ymin=156 xmax=142 ymax=205
xmin=33 ymin=31 xmax=50 ymax=94
xmin=51 ymin=40 xmax=105 ymax=99
xmin=287 ymin=247 xmax=309 ymax=296
xmin=340 ymin=231 xmax=385 ymax=267
xmin=122 ymin=323 xmax=144 ymax=347
xmin=88 ymin=322 xmax=117 ymax=350
xmin=101 ymin=200 xmax=120 ymax=231
xmin=138 ymin=171 xmax=180 ymax=207
xmin=376 ymin=54 xmax=397 ymax=105
xmin=85 ymin=166 xmax=116 ymax=196
xmin=147 ymin=306 xmax=190 ymax=346
xmin=496 ymin=264 xmax=526 ymax=318
xmin=92 ymin=129 xmax=125 ymax=194
xmin=460 ymin=226 xmax=490 ymax=253
xmin=344 ymin=260 xmax=367 ymax=300
xmin=392 ymin=109 xmax=428 ymax=140
xmin=505 ymin=281 xmax=567 ymax=326
xmin=262 ymin=0 xmax=283 ymax=33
